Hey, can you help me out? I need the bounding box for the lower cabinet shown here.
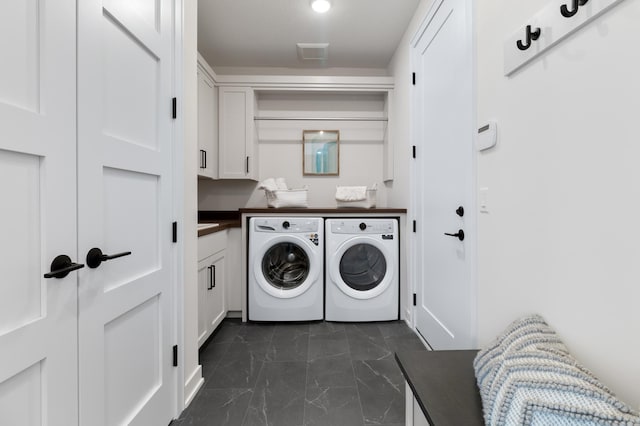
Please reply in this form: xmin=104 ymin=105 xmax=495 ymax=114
xmin=198 ymin=231 xmax=227 ymax=347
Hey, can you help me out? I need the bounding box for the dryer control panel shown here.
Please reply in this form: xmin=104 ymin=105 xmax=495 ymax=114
xmin=330 ymin=219 xmax=396 ymax=235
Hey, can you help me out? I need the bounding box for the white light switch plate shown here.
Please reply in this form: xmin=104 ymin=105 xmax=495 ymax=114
xmin=479 ymin=187 xmax=489 ymax=213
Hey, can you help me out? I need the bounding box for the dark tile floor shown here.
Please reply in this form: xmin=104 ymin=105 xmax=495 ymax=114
xmin=172 ymin=319 xmax=427 ymax=426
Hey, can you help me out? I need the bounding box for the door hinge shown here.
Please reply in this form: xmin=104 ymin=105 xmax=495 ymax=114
xmin=412 ymin=220 xmax=417 ymax=233
xmin=413 ymin=293 xmax=417 ymax=306
xmin=412 ymin=145 xmax=416 ymax=159
xmin=172 ymin=345 xmax=178 ymax=367
xmin=412 ymin=72 xmax=416 ymax=86
xmin=172 ymin=97 xmax=177 ymax=119
xmin=172 ymin=221 xmax=177 ymax=243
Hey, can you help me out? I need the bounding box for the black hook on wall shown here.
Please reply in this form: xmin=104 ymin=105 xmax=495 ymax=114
xmin=516 ymin=25 xmax=541 ymax=51
xmin=560 ymin=0 xmax=589 ymax=18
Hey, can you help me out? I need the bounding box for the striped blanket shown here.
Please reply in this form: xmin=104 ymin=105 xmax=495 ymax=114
xmin=473 ymin=315 xmax=640 ymax=425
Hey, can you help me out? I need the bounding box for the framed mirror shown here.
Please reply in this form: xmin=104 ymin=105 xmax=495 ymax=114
xmin=303 ymin=130 xmax=339 ymax=175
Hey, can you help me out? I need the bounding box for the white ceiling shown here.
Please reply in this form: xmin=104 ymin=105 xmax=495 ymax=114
xmin=197 ymin=0 xmax=421 ymax=73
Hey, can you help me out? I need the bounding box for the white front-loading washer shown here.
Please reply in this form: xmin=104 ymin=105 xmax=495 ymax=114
xmin=248 ymin=217 xmax=323 ymax=321
xmin=325 ymin=218 xmax=399 ymax=322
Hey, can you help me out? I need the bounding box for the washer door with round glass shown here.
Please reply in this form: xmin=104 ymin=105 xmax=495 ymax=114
xmin=329 ymin=236 xmax=394 ymax=300
xmin=254 ymin=235 xmax=320 ymax=299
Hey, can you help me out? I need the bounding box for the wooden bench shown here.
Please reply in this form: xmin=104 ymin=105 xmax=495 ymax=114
xmin=395 ymin=350 xmax=484 ymax=426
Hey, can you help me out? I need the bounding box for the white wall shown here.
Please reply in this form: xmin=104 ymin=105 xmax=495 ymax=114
xmin=199 ymin=92 xmax=388 ymax=210
xmin=477 ymin=0 xmax=640 ymax=408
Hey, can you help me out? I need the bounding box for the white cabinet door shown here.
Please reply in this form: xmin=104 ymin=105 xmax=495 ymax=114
xmin=197 ymin=257 xmax=211 ymax=345
xmin=218 ymin=86 xmax=257 ymax=180
xmin=197 ymin=251 xmax=226 ymax=347
xmin=0 ymin=1 xmax=78 ymax=425
xmin=207 ymin=252 xmax=226 ymax=337
xmin=197 ymin=64 xmax=217 ymax=179
xmin=77 ymin=0 xmax=176 ymax=425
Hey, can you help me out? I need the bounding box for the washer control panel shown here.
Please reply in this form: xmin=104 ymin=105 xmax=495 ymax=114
xmin=254 ymin=218 xmax=321 ymax=233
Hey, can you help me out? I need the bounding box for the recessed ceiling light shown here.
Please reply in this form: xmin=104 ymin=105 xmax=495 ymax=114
xmin=311 ymin=0 xmax=331 ymax=13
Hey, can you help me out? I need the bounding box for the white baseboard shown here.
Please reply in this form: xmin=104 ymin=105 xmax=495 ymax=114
xmin=402 ymin=307 xmax=412 ymax=325
xmin=183 ymin=365 xmax=204 ymax=408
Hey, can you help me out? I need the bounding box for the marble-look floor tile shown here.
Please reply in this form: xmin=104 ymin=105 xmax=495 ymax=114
xmin=384 ymin=335 xmax=427 ymax=354
xmin=304 ymin=386 xmax=364 ymax=426
xmin=235 ymin=323 xmax=276 ymax=342
xmin=200 ymin=342 xmax=231 ymax=379
xmin=347 ymin=331 xmax=393 ymax=361
xmin=376 ymin=321 xmax=415 ymax=339
xmin=180 ymin=320 xmax=419 ymax=426
xmin=309 ymin=321 xmax=345 ymax=336
xmin=206 ymin=341 xmax=271 ymax=389
xmin=344 ymin=323 xmax=385 ymax=338
xmin=308 ymin=330 xmax=350 ymax=361
xmin=243 ymin=361 xmax=307 ymax=426
xmin=212 ymin=320 xmax=244 ymax=343
xmin=352 ymin=360 xmax=405 ymax=425
xmin=180 ymin=388 xmax=253 ymax=426
xmin=306 ymin=354 xmax=356 ymax=389
xmin=267 ymin=323 xmax=310 ymax=361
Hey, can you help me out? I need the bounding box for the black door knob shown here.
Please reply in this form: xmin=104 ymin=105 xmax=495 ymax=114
xmin=359 ymin=222 xmax=367 ymax=231
xmin=444 ymin=230 xmax=465 ymax=241
xmin=86 ymin=248 xmax=132 ymax=269
xmin=456 ymin=206 xmax=464 ymax=217
xmin=44 ymin=254 xmax=85 ymax=279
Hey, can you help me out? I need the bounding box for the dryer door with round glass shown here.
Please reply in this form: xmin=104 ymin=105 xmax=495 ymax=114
xmin=330 ymin=236 xmax=394 ymax=300
xmin=254 ymin=235 xmax=319 ymax=299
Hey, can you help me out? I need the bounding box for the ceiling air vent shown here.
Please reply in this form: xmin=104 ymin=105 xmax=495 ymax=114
xmin=296 ymin=43 xmax=329 ymax=61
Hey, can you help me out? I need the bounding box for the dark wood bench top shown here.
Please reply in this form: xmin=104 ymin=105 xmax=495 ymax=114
xmin=395 ymin=350 xmax=484 ymax=426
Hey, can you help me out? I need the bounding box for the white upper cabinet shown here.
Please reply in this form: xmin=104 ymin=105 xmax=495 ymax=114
xmin=218 ymin=86 xmax=258 ymax=180
xmin=197 ymin=56 xmax=218 ymax=179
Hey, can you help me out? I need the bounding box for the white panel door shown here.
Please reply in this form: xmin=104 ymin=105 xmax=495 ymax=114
xmin=77 ymin=0 xmax=176 ymax=425
xmin=412 ymin=0 xmax=475 ymax=349
xmin=0 ymin=1 xmax=78 ymax=425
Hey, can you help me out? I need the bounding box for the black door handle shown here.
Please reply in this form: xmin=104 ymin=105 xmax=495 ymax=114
xmin=86 ymin=248 xmax=132 ymax=269
xmin=44 ymin=254 xmax=85 ymax=279
xmin=212 ymin=264 xmax=216 ymax=288
xmin=444 ymin=230 xmax=465 ymax=241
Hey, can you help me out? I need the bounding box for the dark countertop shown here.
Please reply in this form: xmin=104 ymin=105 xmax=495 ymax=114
xmin=197 ymin=210 xmax=241 ymax=237
xmin=197 ymin=220 xmax=241 ymax=237
xmin=197 ymin=208 xmax=406 ymax=236
xmin=395 ymin=350 xmax=484 ymax=426
xmin=239 ymin=207 xmax=407 ymax=214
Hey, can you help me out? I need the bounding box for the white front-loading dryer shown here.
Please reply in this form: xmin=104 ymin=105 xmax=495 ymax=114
xmin=249 ymin=217 xmax=323 ymax=321
xmin=325 ymin=218 xmax=399 ymax=322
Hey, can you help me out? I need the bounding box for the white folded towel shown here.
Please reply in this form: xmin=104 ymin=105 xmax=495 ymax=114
xmin=275 ymin=177 xmax=288 ymax=190
xmin=258 ymin=178 xmax=278 ymax=191
xmin=335 ymin=186 xmax=368 ymax=201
